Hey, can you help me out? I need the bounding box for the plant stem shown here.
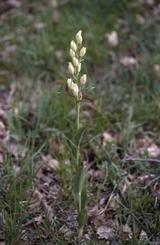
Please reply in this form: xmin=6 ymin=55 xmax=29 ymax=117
xmin=76 ymin=100 xmax=80 ymax=168
xmin=76 ymin=100 xmax=80 ymax=131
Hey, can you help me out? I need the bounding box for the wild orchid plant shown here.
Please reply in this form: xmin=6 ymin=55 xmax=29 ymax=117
xmin=67 ymin=30 xmax=87 ymax=237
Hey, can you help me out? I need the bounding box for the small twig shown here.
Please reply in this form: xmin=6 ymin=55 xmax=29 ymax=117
xmin=122 ymin=156 xmax=160 ymax=164
xmin=98 ymin=192 xmax=115 ymax=216
xmin=98 ymin=184 xmax=118 ymax=216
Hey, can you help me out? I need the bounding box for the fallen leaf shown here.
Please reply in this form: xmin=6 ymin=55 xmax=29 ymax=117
xmin=42 ymin=200 xmax=54 ymax=221
xmin=42 ymin=154 xmax=59 ymax=171
xmin=49 ymin=138 xmax=64 ymax=156
xmin=60 ymin=225 xmax=73 ymax=240
xmin=122 ymin=224 xmax=132 ymax=234
xmin=106 ymin=31 xmax=119 ymax=47
xmin=102 ymin=131 xmax=114 ymax=146
xmin=137 ymin=174 xmax=155 ymax=183
xmin=88 ymin=205 xmax=106 ymax=227
xmin=88 ymin=169 xmax=106 ymax=179
xmin=53 ymin=9 xmax=60 ymax=23
xmin=136 ymin=14 xmax=145 ymax=24
xmin=97 ymin=226 xmax=114 ymax=240
xmin=0 ymin=121 xmax=5 ymax=130
xmin=8 ymin=0 xmax=21 ymax=7
xmin=55 ymin=50 xmax=64 ymax=62
xmin=154 ymin=64 xmax=160 ymax=79
xmin=139 ymin=230 xmax=149 ymax=242
xmin=49 ymin=158 xmax=59 ymax=170
xmin=137 ymin=136 xmax=153 ymax=148
xmin=34 ymin=22 xmax=46 ymax=30
xmin=146 ymin=0 xmax=155 ymax=6
xmin=36 ymin=167 xmax=44 ymax=179
xmin=33 ymin=189 xmax=43 ymax=202
xmin=7 ymin=142 xmax=26 ymax=160
xmin=137 ymin=136 xmax=160 ymax=157
xmin=109 ymin=194 xmax=120 ymax=210
xmin=120 ymin=224 xmax=132 ymax=240
xmin=153 ymin=4 xmax=160 ymax=19
xmin=12 ymin=165 xmax=21 ymax=176
xmin=34 ymin=215 xmax=43 ymax=224
xmin=119 ymin=177 xmax=131 ymax=195
xmin=29 ymin=198 xmax=41 ymax=211
xmin=120 ymin=56 xmax=138 ymax=67
xmin=147 ymin=144 xmax=160 ymax=157
xmin=50 ymin=0 xmax=58 ymax=8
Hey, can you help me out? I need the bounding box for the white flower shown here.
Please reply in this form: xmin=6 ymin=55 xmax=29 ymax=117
xmin=75 ymin=30 xmax=83 ymax=44
xmin=70 ymin=49 xmax=75 ymax=58
xmin=80 ymin=74 xmax=87 ymax=85
xmin=72 ymin=83 xmax=79 ymax=98
xmin=80 ymin=47 xmax=86 ymax=57
xmin=67 ymin=78 xmax=73 ymax=88
xmin=67 ymin=78 xmax=79 ymax=98
xmin=68 ymin=62 xmax=74 ymax=74
xmin=70 ymin=40 xmax=77 ymax=52
xmin=67 ymin=30 xmax=87 ymax=100
xmin=72 ymin=57 xmax=79 ymax=67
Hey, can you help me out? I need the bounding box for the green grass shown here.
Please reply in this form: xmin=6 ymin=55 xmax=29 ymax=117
xmin=0 ymin=0 xmax=160 ymax=244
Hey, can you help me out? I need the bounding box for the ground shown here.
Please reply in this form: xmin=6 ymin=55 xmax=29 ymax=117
xmin=0 ymin=0 xmax=160 ymax=244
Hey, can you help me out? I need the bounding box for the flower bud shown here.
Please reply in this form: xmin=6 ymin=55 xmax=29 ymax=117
xmin=70 ymin=40 xmax=77 ymax=52
xmin=68 ymin=62 xmax=74 ymax=74
xmin=80 ymin=74 xmax=87 ymax=85
xmin=67 ymin=78 xmax=73 ymax=89
xmin=72 ymin=83 xmax=79 ymax=98
xmin=70 ymin=49 xmax=75 ymax=58
xmin=72 ymin=57 xmax=79 ymax=67
xmin=67 ymin=79 xmax=79 ymax=98
xmin=80 ymin=47 xmax=86 ymax=57
xmin=75 ymin=30 xmax=83 ymax=44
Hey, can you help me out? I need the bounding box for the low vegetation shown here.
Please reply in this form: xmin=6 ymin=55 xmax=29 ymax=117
xmin=0 ymin=0 xmax=160 ymax=244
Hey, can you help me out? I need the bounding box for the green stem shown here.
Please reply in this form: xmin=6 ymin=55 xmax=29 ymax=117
xmin=76 ymin=100 xmax=80 ymax=131
xmin=76 ymin=100 xmax=80 ymax=168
